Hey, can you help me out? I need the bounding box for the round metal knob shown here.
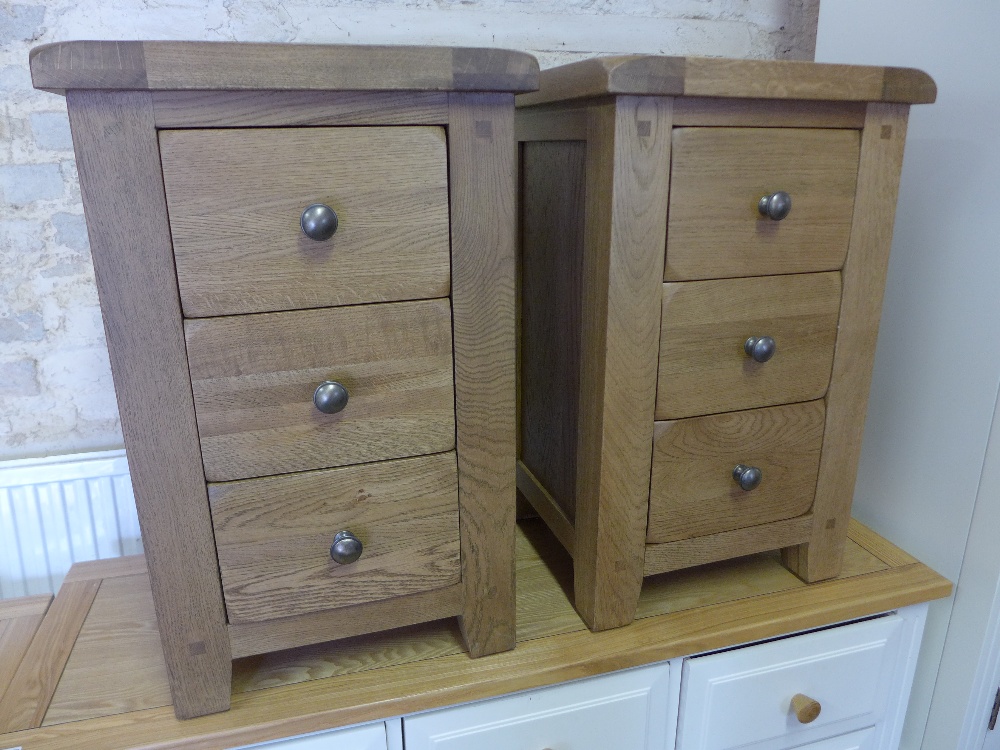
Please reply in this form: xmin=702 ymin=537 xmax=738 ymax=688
xmin=791 ymin=693 xmax=822 ymax=724
xmin=733 ymin=464 xmax=762 ymax=491
xmin=300 ymin=203 xmax=339 ymax=241
xmin=744 ymin=335 xmax=776 ymax=363
xmin=758 ymin=190 xmax=792 ymax=221
xmin=330 ymin=530 xmax=363 ymax=565
xmin=313 ymin=381 xmax=349 ymax=414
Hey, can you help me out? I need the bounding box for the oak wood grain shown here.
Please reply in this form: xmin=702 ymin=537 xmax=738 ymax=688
xmin=671 ymin=97 xmax=867 ymax=128
xmin=0 ymin=596 xmax=51 ymax=710
xmin=185 ymin=298 xmax=456 ymax=482
xmin=519 ymin=140 xmax=586 ymax=521
xmin=159 ymin=126 xmax=450 ymax=317
xmin=784 ymin=103 xmax=912 ymax=582
xmin=573 ymin=96 xmax=672 ymax=631
xmin=152 ymin=90 xmax=448 ymax=128
xmin=30 ymin=42 xmax=539 ymax=95
xmin=210 ymin=453 xmax=461 ymax=624
xmin=447 ymin=93 xmax=519 ymax=658
xmin=656 ymin=273 xmax=842 ymax=419
xmin=62 ymin=555 xmax=147 ymax=583
xmin=665 ymin=128 xmax=860 ymax=281
xmin=43 ymin=574 xmax=170 ymax=726
xmin=648 ymin=401 xmax=825 ymax=543
xmin=0 ymin=521 xmax=949 ymax=750
xmin=65 ymin=89 xmax=231 ymax=719
xmin=515 ymin=462 xmax=577 ymax=557
xmin=228 ymin=583 xmax=463 ymax=659
xmin=516 ymin=56 xmax=935 ymax=107
xmin=0 ymin=580 xmax=99 ymax=732
xmin=644 ymin=515 xmax=814 ymax=576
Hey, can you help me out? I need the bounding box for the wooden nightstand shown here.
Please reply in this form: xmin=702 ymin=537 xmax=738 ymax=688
xmin=29 ymin=40 xmax=538 ymax=719
xmin=515 ymin=56 xmax=936 ymax=632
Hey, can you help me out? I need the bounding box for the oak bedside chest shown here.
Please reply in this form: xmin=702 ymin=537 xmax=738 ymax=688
xmin=515 ymin=57 xmax=936 ymax=632
xmin=30 ymin=40 xmax=538 ymax=718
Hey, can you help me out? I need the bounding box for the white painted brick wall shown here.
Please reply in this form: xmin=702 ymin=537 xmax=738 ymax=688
xmin=0 ymin=0 xmax=817 ymax=460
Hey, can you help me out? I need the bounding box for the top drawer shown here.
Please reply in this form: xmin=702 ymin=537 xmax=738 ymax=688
xmin=159 ymin=126 xmax=451 ymax=317
xmin=665 ymin=128 xmax=860 ymax=281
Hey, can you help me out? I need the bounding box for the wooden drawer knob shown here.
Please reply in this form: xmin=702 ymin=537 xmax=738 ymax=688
xmin=791 ymin=693 xmax=821 ymax=724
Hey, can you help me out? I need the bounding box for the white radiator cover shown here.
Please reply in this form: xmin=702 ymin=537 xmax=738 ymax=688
xmin=0 ymin=449 xmax=142 ymax=599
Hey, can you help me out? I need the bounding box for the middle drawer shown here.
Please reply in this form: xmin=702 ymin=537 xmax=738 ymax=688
xmin=185 ymin=298 xmax=456 ymax=482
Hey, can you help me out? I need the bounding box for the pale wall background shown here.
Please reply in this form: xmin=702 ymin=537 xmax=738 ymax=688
xmin=0 ymin=0 xmax=818 ymax=461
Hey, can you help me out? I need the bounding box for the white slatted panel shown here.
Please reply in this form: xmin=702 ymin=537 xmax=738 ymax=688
xmin=0 ymin=450 xmax=141 ymax=599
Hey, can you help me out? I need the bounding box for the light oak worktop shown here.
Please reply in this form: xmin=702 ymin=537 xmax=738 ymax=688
xmin=0 ymin=519 xmax=950 ymax=750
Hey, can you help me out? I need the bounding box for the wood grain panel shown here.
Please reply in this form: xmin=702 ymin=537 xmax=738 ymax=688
xmin=573 ymin=96 xmax=672 ymax=631
xmin=447 ymin=93 xmax=519 ymax=657
xmin=185 ymin=298 xmax=455 ymax=482
xmin=30 ymin=42 xmax=539 ymax=95
xmin=656 ymin=273 xmax=842 ymax=419
xmin=784 ymin=104 xmax=912 ymax=582
xmin=648 ymin=401 xmax=825 ymax=543
xmin=152 ymin=90 xmax=448 ymax=127
xmin=65 ymin=89 xmax=231 ymax=719
xmin=519 ymin=140 xmax=586 ymax=521
xmin=43 ymin=574 xmax=170 ymax=725
xmin=160 ymin=126 xmax=450 ymax=317
xmin=0 ymin=580 xmax=99 ymax=732
xmin=0 ymin=596 xmax=50 ymax=708
xmin=643 ymin=515 xmax=814 ymax=576
xmin=210 ymin=453 xmax=461 ymax=624
xmin=665 ymin=128 xmax=860 ymax=281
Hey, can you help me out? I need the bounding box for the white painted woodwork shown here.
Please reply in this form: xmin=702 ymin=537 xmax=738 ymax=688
xmin=403 ymin=662 xmax=671 ymax=750
xmin=676 ymin=615 xmax=906 ymax=750
xmin=236 ymin=719 xmax=391 ymax=749
xmin=816 ymin=4 xmax=1000 ymax=749
xmin=793 ymin=728 xmax=876 ymax=750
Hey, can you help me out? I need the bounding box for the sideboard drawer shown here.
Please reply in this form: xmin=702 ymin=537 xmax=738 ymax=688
xmin=185 ymin=298 xmax=456 ymax=482
xmin=404 ymin=662 xmax=671 ymax=750
xmin=647 ymin=400 xmax=825 ymax=543
xmin=235 ymin=720 xmax=390 ymax=749
xmin=676 ymin=615 xmax=905 ymax=750
xmin=665 ymin=127 xmax=860 ymax=281
xmin=656 ymin=273 xmax=841 ymax=420
xmin=160 ymin=126 xmax=451 ymax=317
xmin=210 ymin=452 xmax=460 ymax=624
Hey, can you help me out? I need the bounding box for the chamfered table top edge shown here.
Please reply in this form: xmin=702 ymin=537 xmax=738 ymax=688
xmin=29 ymin=40 xmax=541 ymax=95
xmin=516 ymin=55 xmax=936 ymax=107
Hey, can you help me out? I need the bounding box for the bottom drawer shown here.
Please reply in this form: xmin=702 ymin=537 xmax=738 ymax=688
xmin=404 ymin=663 xmax=671 ymax=750
xmin=677 ymin=615 xmax=904 ymax=750
xmin=210 ymin=452 xmax=461 ymax=624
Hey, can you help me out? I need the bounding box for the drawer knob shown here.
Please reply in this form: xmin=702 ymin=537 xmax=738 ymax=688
xmin=330 ymin=530 xmax=363 ymax=565
xmin=758 ymin=190 xmax=792 ymax=221
xmin=313 ymin=380 xmax=349 ymax=414
xmin=300 ymin=203 xmax=339 ymax=241
xmin=733 ymin=464 xmax=762 ymax=491
xmin=791 ymin=693 xmax=822 ymax=724
xmin=744 ymin=335 xmax=776 ymax=363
